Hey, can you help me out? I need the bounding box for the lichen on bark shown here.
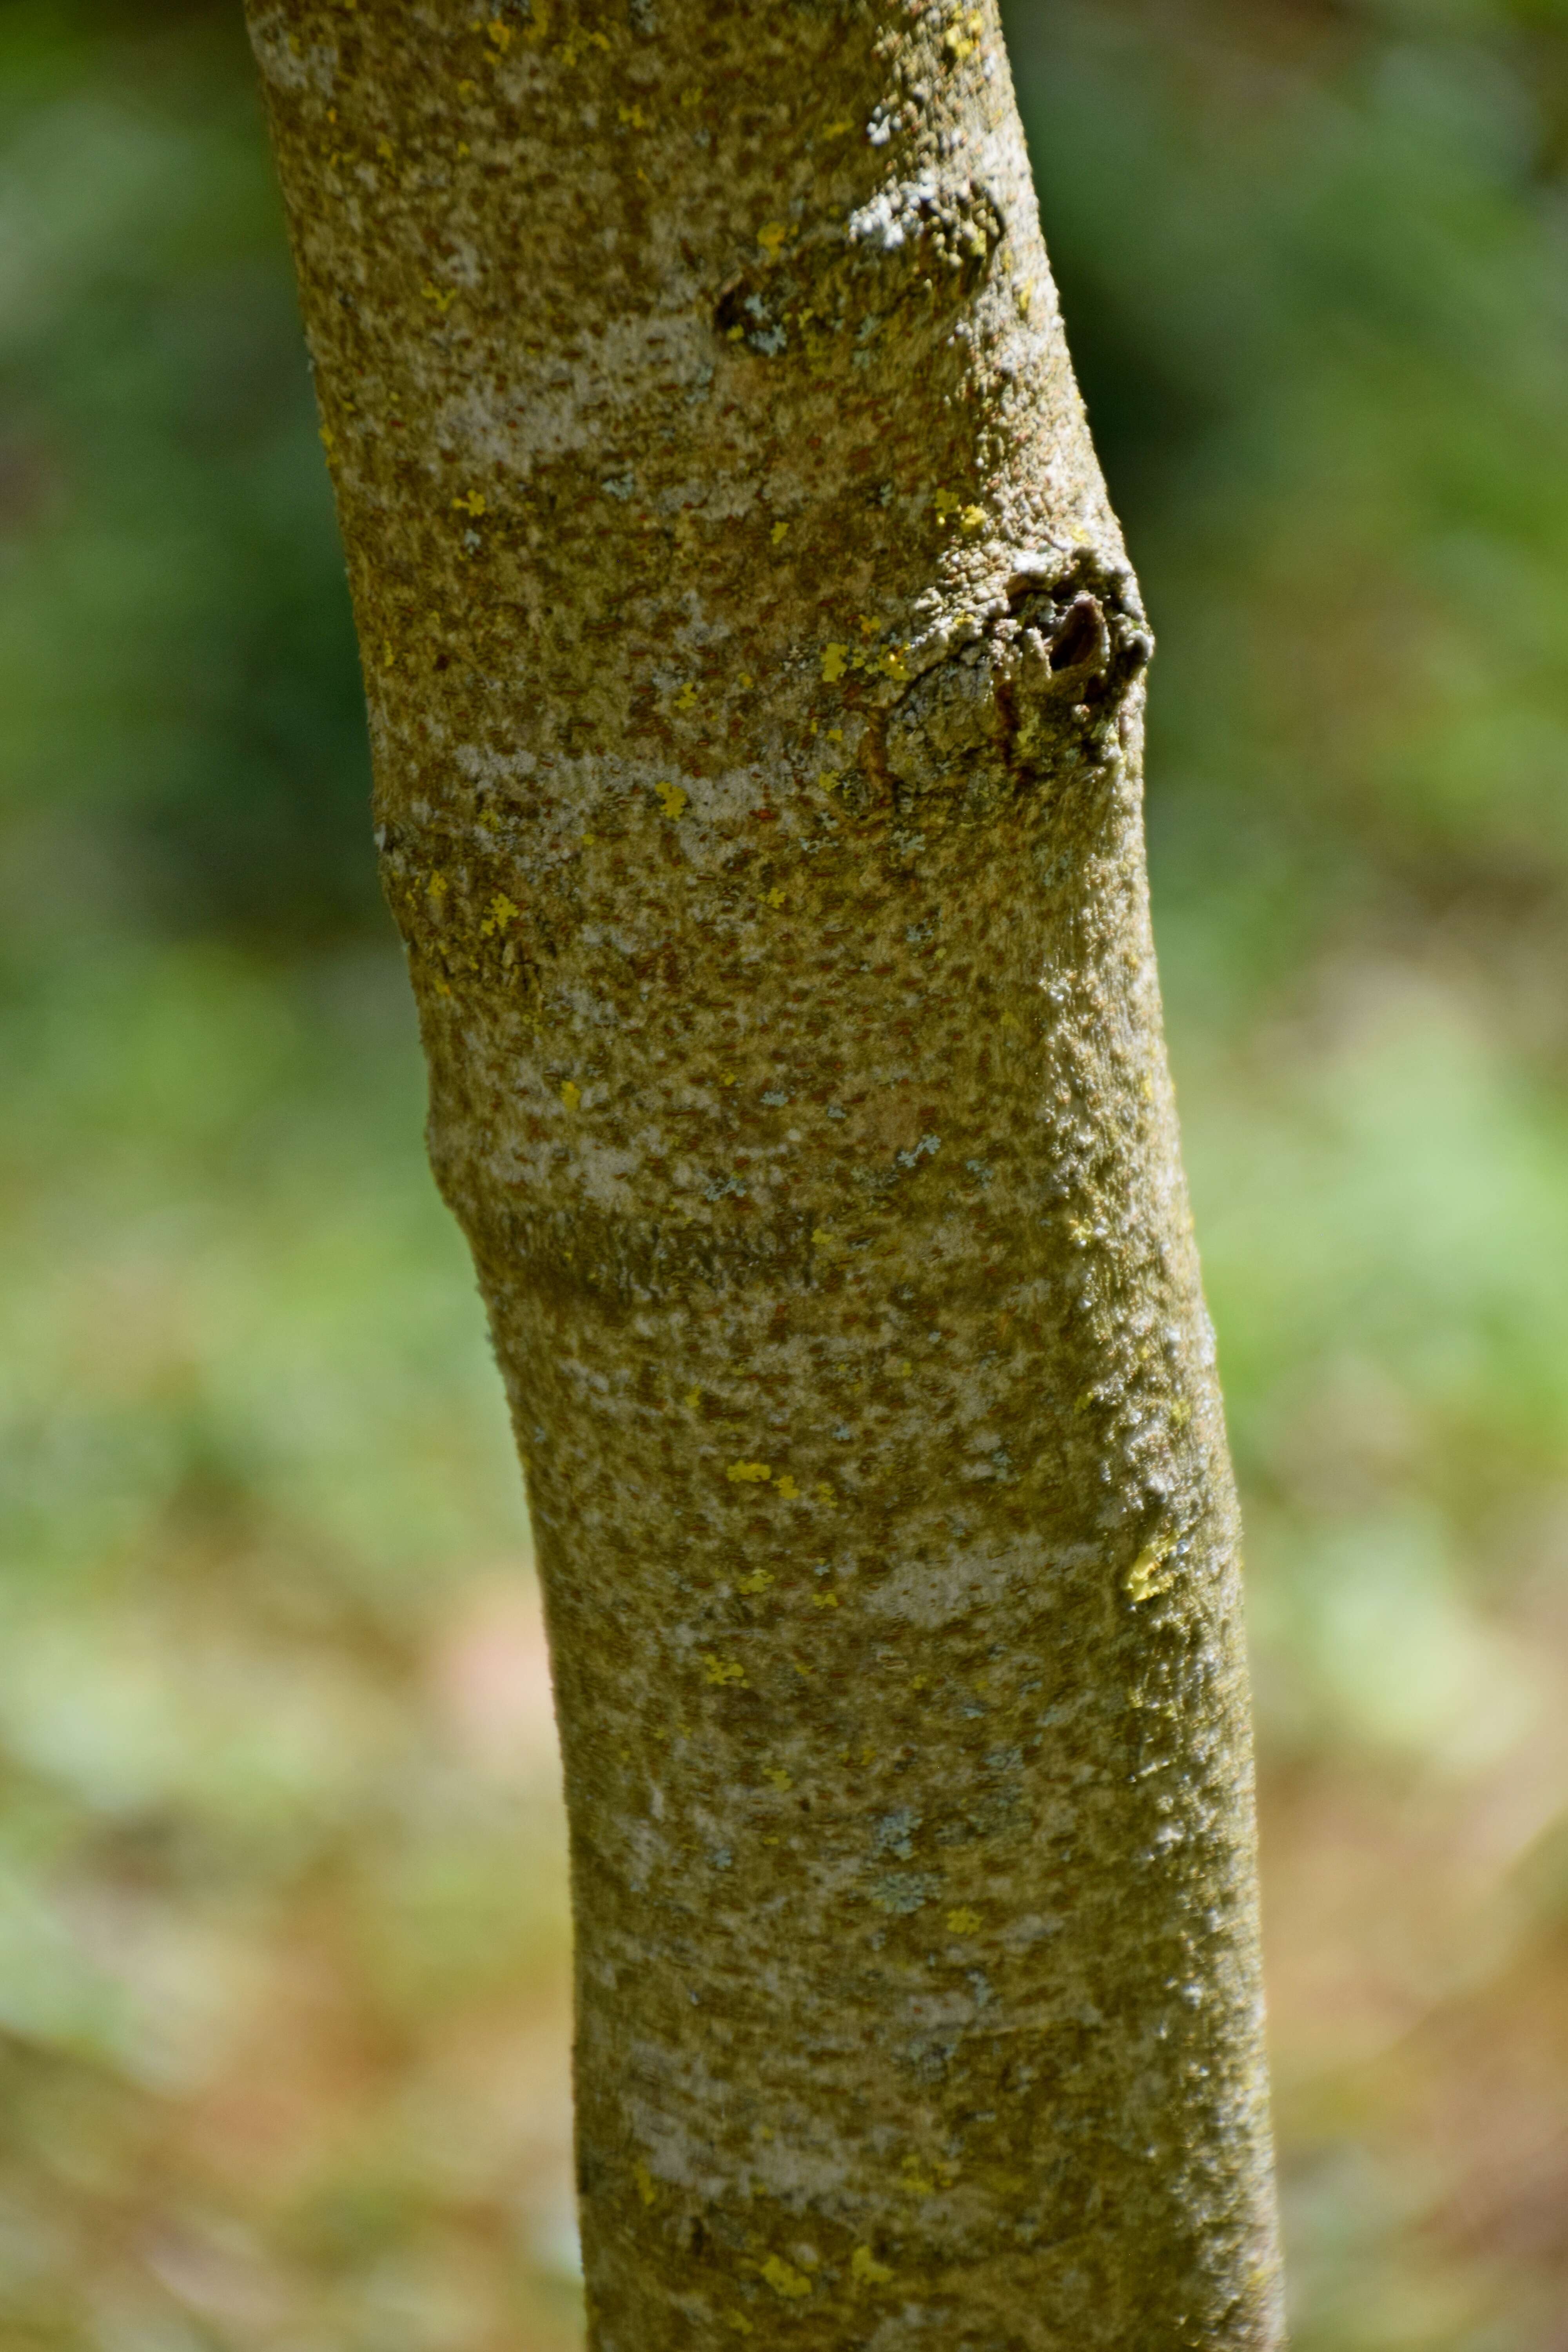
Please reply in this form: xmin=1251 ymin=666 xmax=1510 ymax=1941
xmin=247 ymin=0 xmax=1285 ymax=2342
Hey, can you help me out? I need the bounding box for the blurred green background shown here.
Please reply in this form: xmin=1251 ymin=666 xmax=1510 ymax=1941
xmin=2 ymin=0 xmax=1567 ymax=2344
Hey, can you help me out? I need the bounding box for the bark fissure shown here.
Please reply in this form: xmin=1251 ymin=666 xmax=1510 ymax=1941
xmin=247 ymin=1 xmax=1284 ymax=2343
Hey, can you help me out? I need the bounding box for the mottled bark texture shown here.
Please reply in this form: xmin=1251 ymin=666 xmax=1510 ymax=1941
xmin=248 ymin=2 xmax=1283 ymax=2343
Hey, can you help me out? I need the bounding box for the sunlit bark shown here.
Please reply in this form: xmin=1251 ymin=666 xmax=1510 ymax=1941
xmin=249 ymin=2 xmax=1283 ymax=2341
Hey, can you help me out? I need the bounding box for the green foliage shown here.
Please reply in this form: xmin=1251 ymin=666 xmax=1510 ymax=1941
xmin=0 ymin=1 xmax=376 ymax=949
xmin=2 ymin=0 xmax=1567 ymax=2343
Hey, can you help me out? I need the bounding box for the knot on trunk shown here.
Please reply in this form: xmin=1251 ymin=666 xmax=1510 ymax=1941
xmin=877 ymin=562 xmax=1152 ymax=822
xmin=713 ymin=174 xmax=1003 ymax=362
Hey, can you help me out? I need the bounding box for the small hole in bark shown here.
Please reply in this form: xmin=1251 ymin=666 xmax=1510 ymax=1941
xmin=1049 ymin=597 xmax=1102 ymax=671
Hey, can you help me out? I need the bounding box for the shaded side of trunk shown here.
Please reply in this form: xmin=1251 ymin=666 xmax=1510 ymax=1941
xmin=246 ymin=3 xmax=1283 ymax=2342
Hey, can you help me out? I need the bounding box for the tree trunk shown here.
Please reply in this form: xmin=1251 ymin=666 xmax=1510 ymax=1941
xmin=247 ymin=3 xmax=1283 ymax=2342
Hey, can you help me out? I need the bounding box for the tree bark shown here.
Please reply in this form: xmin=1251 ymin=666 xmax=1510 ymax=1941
xmin=247 ymin=2 xmax=1283 ymax=2342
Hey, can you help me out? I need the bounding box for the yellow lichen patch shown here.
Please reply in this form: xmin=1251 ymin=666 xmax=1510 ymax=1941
xmin=1127 ymin=1539 xmax=1177 ymax=1604
xmin=770 ymin=521 xmax=788 ymax=546
xmin=655 ymin=780 xmax=688 ymax=820
xmin=813 ymin=1482 xmax=838 ymax=1512
xmin=422 ymin=281 xmax=459 ymax=313
xmin=560 ymin=1080 xmax=581 ymax=1111
xmin=757 ymin=220 xmax=790 ymax=257
xmin=944 ymin=9 xmax=985 ymax=64
xmin=673 ymin=682 xmax=698 ymax=710
xmin=763 ymin=1766 xmax=793 ymax=1791
xmin=617 ymin=101 xmax=648 ymax=128
xmin=726 ymin=1461 xmax=771 ymax=1484
xmin=724 ymin=2318 xmax=754 ymax=2339
xmin=812 ymin=1590 xmax=839 ymax=1610
xmin=684 ymin=1387 xmax=701 ymax=1410
xmin=933 ymin=487 xmax=961 ymax=519
xmin=959 ymin=504 xmax=986 ymax=532
xmin=774 ymin=1474 xmax=800 ymax=1501
xmin=760 ymin=2254 xmax=811 ymax=2300
xmin=479 ymin=892 xmax=517 ymax=936
xmin=763 ymin=885 xmax=786 ymax=909
xmin=426 ymin=871 xmax=449 ymax=904
xmin=452 ymin=489 xmax=486 ymax=516
xmin=737 ymin=1569 xmax=773 ymax=1594
xmin=702 ymin=1654 xmax=748 ymax=1687
xmin=878 ymin=645 xmax=910 ymax=680
xmin=946 ymin=1906 xmax=982 ymax=1935
xmin=850 ymin=2246 xmax=895 ymax=2290
xmin=900 ymin=2156 xmax=937 ymax=2198
xmin=820 ymin=642 xmax=848 ymax=682
xmin=1170 ymin=1397 xmax=1192 ymax=1429
xmin=633 ymin=2161 xmax=657 ymax=2208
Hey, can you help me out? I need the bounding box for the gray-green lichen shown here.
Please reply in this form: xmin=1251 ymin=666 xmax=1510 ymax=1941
xmin=247 ymin=1 xmax=1285 ymax=2341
